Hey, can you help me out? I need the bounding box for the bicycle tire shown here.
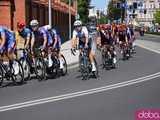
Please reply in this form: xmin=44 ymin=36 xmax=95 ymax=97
xmin=10 ymin=59 xmax=24 ymax=84
xmin=35 ymin=58 xmax=46 ymax=81
xmin=20 ymin=58 xmax=31 ymax=81
xmin=0 ymin=64 xmax=4 ymax=87
xmin=61 ymin=55 xmax=68 ymax=76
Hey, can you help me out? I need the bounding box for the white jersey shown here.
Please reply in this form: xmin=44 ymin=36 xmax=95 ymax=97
xmin=72 ymin=26 xmax=89 ymax=41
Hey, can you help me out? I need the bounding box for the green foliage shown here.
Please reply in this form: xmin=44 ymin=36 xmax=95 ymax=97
xmin=62 ymin=0 xmax=91 ymax=24
xmin=97 ymin=16 xmax=108 ymax=24
xmin=154 ymin=10 xmax=160 ymax=24
xmin=107 ymin=0 xmax=121 ymax=20
xmin=77 ymin=0 xmax=91 ymax=24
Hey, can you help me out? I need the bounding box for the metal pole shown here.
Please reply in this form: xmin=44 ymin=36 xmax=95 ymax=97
xmin=69 ymin=0 xmax=71 ymax=40
xmin=49 ymin=0 xmax=52 ymax=26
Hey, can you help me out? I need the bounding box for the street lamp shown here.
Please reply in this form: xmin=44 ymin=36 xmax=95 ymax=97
xmin=49 ymin=0 xmax=52 ymax=26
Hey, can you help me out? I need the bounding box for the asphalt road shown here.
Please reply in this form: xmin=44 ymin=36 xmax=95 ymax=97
xmin=138 ymin=33 xmax=160 ymax=43
xmin=0 ymin=35 xmax=160 ymax=120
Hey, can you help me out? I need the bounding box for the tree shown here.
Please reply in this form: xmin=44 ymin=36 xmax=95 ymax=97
xmin=107 ymin=0 xmax=121 ymax=21
xmin=97 ymin=16 xmax=109 ymax=24
xmin=154 ymin=10 xmax=160 ymax=24
xmin=77 ymin=0 xmax=91 ymax=24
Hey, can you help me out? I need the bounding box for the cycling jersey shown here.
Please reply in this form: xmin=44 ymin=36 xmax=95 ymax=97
xmin=126 ymin=27 xmax=134 ymax=41
xmin=118 ymin=31 xmax=126 ymax=42
xmin=31 ymin=26 xmax=53 ymax=48
xmin=39 ymin=26 xmax=53 ymax=46
xmin=18 ymin=28 xmax=31 ymax=40
xmin=72 ymin=26 xmax=90 ymax=49
xmin=50 ymin=28 xmax=61 ymax=49
xmin=0 ymin=26 xmax=16 ymax=51
xmin=100 ymin=30 xmax=113 ymax=46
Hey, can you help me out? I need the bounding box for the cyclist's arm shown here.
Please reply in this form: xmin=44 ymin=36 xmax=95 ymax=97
xmin=71 ymin=30 xmax=77 ymax=48
xmin=42 ymin=34 xmax=47 ymax=48
xmin=85 ymin=35 xmax=89 ymax=46
xmin=30 ymin=32 xmax=35 ymax=50
xmin=52 ymin=30 xmax=58 ymax=48
xmin=25 ymin=33 xmax=31 ymax=48
xmin=0 ymin=32 xmax=6 ymax=48
xmin=53 ymin=36 xmax=58 ymax=48
xmin=83 ymin=27 xmax=89 ymax=46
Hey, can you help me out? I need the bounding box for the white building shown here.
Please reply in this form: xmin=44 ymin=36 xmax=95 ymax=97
xmin=89 ymin=6 xmax=97 ymax=18
xmin=127 ymin=0 xmax=160 ymax=27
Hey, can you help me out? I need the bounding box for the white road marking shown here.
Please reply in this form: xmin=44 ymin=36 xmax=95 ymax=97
xmin=0 ymin=39 xmax=159 ymax=112
xmin=0 ymin=72 xmax=160 ymax=112
xmin=136 ymin=40 xmax=160 ymax=54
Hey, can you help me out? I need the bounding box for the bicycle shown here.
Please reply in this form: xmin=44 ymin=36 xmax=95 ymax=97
xmin=0 ymin=52 xmax=24 ymax=87
xmin=71 ymin=48 xmax=99 ymax=80
xmin=45 ymin=48 xmax=67 ymax=77
xmin=101 ymin=45 xmax=117 ymax=70
xmin=120 ymin=42 xmax=131 ymax=60
xmin=18 ymin=48 xmax=46 ymax=81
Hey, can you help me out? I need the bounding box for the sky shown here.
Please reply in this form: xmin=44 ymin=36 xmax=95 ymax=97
xmin=90 ymin=0 xmax=109 ymax=10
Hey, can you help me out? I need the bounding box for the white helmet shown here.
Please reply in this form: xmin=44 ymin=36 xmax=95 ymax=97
xmin=44 ymin=25 xmax=51 ymax=30
xmin=30 ymin=19 xmax=39 ymax=26
xmin=74 ymin=20 xmax=82 ymax=27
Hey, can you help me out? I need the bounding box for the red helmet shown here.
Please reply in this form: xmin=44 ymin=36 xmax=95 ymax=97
xmin=17 ymin=22 xmax=25 ymax=29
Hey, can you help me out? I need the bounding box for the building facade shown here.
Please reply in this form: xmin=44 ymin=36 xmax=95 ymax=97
xmin=127 ymin=0 xmax=160 ymax=27
xmin=0 ymin=0 xmax=77 ymax=40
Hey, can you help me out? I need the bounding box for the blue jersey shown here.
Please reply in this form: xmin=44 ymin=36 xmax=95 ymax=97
xmin=39 ymin=26 xmax=53 ymax=45
xmin=0 ymin=26 xmax=15 ymax=43
xmin=50 ymin=28 xmax=61 ymax=42
xmin=19 ymin=28 xmax=31 ymax=39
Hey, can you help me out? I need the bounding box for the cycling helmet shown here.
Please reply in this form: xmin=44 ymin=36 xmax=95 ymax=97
xmin=30 ymin=19 xmax=39 ymax=26
xmin=17 ymin=22 xmax=25 ymax=29
xmin=44 ymin=25 xmax=52 ymax=30
xmin=74 ymin=20 xmax=82 ymax=27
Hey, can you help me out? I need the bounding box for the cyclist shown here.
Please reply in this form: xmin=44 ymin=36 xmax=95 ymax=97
xmin=0 ymin=25 xmax=19 ymax=74
xmin=30 ymin=20 xmax=53 ymax=67
xmin=126 ymin=23 xmax=135 ymax=51
xmin=99 ymin=24 xmax=117 ymax=64
xmin=111 ymin=22 xmax=118 ymax=43
xmin=49 ymin=28 xmax=64 ymax=69
xmin=16 ymin=21 xmax=32 ymax=49
xmin=71 ymin=20 xmax=97 ymax=72
xmin=117 ymin=24 xmax=128 ymax=54
xmin=96 ymin=25 xmax=101 ymax=49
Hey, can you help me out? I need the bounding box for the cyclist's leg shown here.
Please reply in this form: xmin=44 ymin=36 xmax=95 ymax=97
xmin=47 ymin=42 xmax=53 ymax=67
xmin=7 ymin=39 xmax=19 ymax=74
xmin=88 ymin=40 xmax=96 ymax=72
xmin=56 ymin=41 xmax=64 ymax=69
xmin=30 ymin=37 xmax=36 ymax=65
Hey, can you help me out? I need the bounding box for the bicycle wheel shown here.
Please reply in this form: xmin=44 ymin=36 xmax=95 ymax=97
xmin=101 ymin=50 xmax=106 ymax=69
xmin=35 ymin=58 xmax=46 ymax=81
xmin=122 ymin=48 xmax=127 ymax=60
xmin=10 ymin=59 xmax=24 ymax=84
xmin=80 ymin=55 xmax=89 ymax=80
xmin=60 ymin=55 xmax=67 ymax=76
xmin=20 ymin=58 xmax=31 ymax=81
xmin=0 ymin=64 xmax=4 ymax=87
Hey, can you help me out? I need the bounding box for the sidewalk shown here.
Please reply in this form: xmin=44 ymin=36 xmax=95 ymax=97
xmin=61 ymin=40 xmax=79 ymax=69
